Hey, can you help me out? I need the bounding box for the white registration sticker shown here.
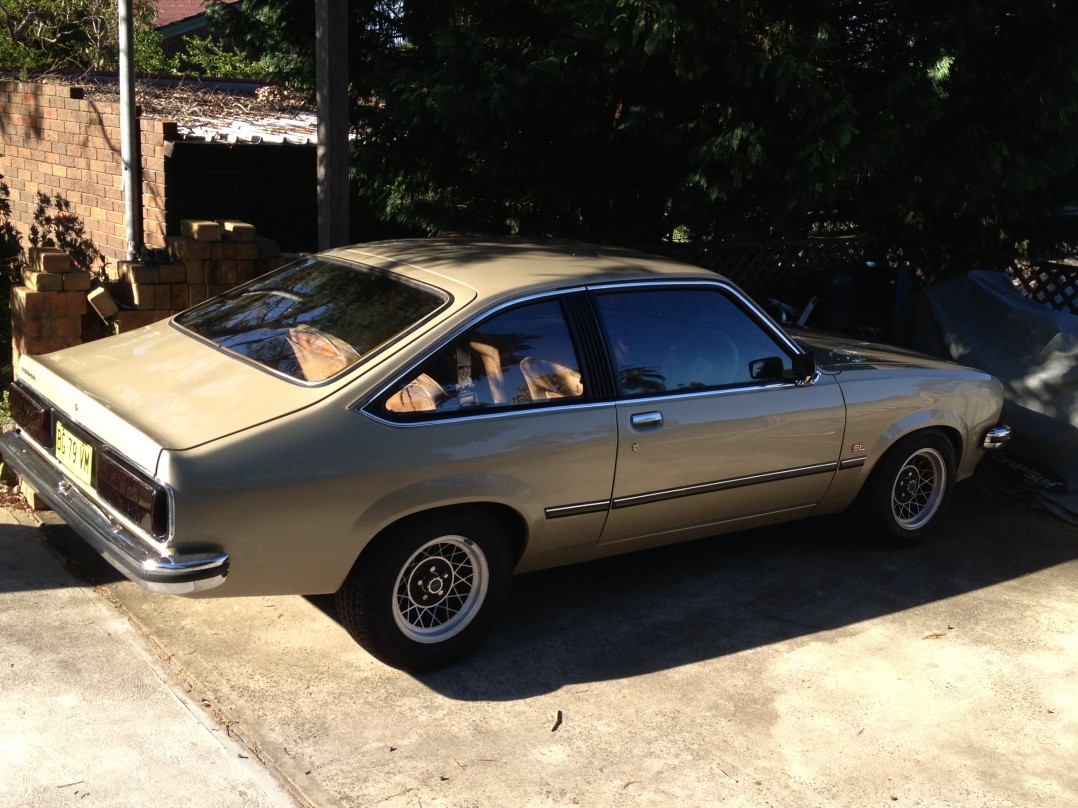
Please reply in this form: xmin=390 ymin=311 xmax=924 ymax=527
xmin=54 ymin=420 xmax=93 ymax=485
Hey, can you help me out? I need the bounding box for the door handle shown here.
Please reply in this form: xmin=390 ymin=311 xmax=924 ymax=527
xmin=630 ymin=411 xmax=663 ymax=428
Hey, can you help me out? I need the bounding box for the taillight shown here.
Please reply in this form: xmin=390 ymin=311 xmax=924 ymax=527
xmin=8 ymin=382 xmax=51 ymax=447
xmin=97 ymin=450 xmax=170 ymax=539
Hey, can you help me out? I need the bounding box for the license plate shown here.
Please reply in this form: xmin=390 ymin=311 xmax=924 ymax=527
xmin=55 ymin=420 xmax=93 ymax=485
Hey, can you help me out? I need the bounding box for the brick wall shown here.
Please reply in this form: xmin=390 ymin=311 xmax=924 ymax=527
xmin=10 ymin=220 xmax=288 ymax=371
xmin=0 ymin=80 xmax=170 ymax=265
xmin=0 ymin=79 xmax=319 ymax=270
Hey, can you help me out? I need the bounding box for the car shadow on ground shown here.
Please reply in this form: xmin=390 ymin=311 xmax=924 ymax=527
xmin=406 ymin=477 xmax=1077 ymax=700
xmin=27 ymin=467 xmax=1077 ymax=701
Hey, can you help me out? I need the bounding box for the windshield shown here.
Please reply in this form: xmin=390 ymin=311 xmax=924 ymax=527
xmin=174 ymin=257 xmax=448 ymax=382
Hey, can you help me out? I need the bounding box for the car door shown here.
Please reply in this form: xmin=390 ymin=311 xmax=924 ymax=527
xmin=369 ymin=294 xmax=618 ymax=555
xmin=592 ymin=282 xmax=847 ymax=545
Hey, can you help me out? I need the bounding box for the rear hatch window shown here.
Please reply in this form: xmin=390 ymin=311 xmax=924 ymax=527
xmin=174 ymin=257 xmax=448 ymax=382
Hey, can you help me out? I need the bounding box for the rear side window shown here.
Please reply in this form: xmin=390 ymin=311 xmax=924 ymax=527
xmin=175 ymin=258 xmax=447 ymax=382
xmin=380 ymin=299 xmax=584 ymax=417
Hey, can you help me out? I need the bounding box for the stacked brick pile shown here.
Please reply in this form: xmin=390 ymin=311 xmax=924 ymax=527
xmin=10 ymin=219 xmax=289 ymax=369
xmin=10 ymin=247 xmax=91 ymax=366
xmin=102 ymin=218 xmax=286 ymax=333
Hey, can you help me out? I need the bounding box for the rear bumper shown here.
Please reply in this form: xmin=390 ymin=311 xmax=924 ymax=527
xmin=0 ymin=430 xmax=228 ymax=594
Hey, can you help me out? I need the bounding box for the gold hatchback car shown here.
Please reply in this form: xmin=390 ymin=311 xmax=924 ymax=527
xmin=2 ymin=239 xmax=1011 ymax=670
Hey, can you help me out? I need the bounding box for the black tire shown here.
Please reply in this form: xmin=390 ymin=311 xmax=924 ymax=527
xmin=335 ymin=510 xmax=513 ymax=672
xmin=856 ymin=430 xmax=957 ymax=545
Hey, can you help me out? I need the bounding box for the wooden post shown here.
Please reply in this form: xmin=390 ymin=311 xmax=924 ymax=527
xmin=315 ymin=0 xmax=350 ymax=250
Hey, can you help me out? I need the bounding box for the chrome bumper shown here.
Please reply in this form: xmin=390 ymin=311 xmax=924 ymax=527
xmin=983 ymin=424 xmax=1012 ymax=451
xmin=0 ymin=430 xmax=228 ymax=594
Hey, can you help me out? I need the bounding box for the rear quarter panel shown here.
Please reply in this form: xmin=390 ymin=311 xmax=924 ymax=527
xmin=160 ymin=395 xmax=617 ymax=597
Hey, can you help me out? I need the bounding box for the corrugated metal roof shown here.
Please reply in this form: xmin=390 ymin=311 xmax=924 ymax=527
xmin=169 ymin=110 xmax=320 ymax=145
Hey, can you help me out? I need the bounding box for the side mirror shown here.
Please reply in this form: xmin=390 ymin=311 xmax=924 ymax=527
xmin=749 ymin=356 xmax=784 ymax=380
xmin=791 ymin=351 xmax=816 ymax=383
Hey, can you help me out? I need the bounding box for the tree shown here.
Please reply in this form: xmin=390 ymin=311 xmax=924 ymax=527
xmin=0 ymin=0 xmax=162 ymax=71
xmin=0 ymin=0 xmax=268 ymax=79
xmin=205 ymin=1 xmax=1078 ymax=250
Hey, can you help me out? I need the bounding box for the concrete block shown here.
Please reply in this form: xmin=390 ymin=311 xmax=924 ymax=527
xmin=237 ymin=260 xmax=257 ymax=283
xmin=122 ymin=263 xmax=161 ymax=285
xmin=30 ymin=246 xmax=71 ymax=273
xmin=218 ymin=220 xmax=256 ymax=242
xmin=19 ymin=478 xmax=51 ymax=511
xmin=168 ymin=236 xmax=212 ymax=260
xmin=128 ymin=283 xmax=156 ymax=310
xmin=170 ymin=284 xmax=189 ymax=312
xmin=158 ymin=262 xmax=187 ymax=284
xmin=62 ymin=270 xmax=92 ymax=292
xmin=180 ymin=219 xmax=222 ymax=242
xmin=53 ymin=316 xmax=80 ymax=339
xmin=185 ymin=260 xmax=206 ymax=284
xmin=21 ymin=268 xmax=64 ymax=292
xmin=12 ymin=287 xmax=49 ymax=319
xmin=154 ymin=285 xmax=172 ymax=311
xmin=210 ymin=242 xmax=238 ymax=260
xmin=87 ymin=286 xmax=119 ymax=320
xmin=42 ymin=291 xmax=74 ymax=318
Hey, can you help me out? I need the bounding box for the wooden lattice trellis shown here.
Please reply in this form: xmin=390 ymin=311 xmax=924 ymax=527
xmin=654 ymin=238 xmax=1078 ymax=318
xmin=656 ymin=236 xmax=878 ymax=301
xmin=1008 ymin=260 xmax=1078 ymax=315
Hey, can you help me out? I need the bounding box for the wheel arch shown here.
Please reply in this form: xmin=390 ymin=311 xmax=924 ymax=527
xmin=349 ymin=501 xmax=529 ymax=579
xmin=862 ymin=417 xmax=964 ymax=481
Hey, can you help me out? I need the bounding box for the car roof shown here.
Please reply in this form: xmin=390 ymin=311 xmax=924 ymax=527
xmin=324 ymin=238 xmax=721 ymax=300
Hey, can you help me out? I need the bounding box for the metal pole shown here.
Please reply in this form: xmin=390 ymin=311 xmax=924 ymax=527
xmin=118 ymin=0 xmax=143 ymax=260
xmin=316 ymin=0 xmax=350 ymax=250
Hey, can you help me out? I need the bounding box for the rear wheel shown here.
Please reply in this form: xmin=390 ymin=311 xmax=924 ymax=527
xmin=336 ymin=511 xmax=512 ymax=671
xmin=857 ymin=431 xmax=956 ymax=545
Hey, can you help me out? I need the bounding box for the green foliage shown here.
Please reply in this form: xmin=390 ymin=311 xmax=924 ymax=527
xmin=0 ymin=175 xmax=20 ymax=386
xmin=0 ymin=0 xmax=159 ymax=71
xmin=0 ymin=0 xmax=268 ymax=80
xmin=126 ymin=2 xmax=1078 ymax=250
xmin=167 ymin=35 xmax=271 ymax=80
xmin=204 ymin=0 xmax=316 ymax=89
xmin=0 ymin=174 xmax=20 ymax=280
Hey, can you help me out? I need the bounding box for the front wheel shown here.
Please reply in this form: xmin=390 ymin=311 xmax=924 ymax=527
xmin=335 ymin=511 xmax=513 ymax=671
xmin=857 ymin=431 xmax=956 ymax=545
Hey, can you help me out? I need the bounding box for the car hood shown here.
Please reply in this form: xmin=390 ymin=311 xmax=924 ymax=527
xmin=787 ymin=328 xmax=965 ymax=374
xmin=17 ymin=321 xmax=339 ymax=469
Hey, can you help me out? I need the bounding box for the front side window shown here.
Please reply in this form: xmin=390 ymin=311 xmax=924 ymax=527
xmin=593 ymin=287 xmax=795 ymax=396
xmin=381 ymin=299 xmax=584 ymax=416
xmin=175 ymin=258 xmax=447 ymax=382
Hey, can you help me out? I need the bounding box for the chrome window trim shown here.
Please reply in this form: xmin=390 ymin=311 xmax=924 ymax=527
xmin=361 ymin=277 xmax=809 ymax=421
xmin=612 ymin=378 xmax=800 ymax=406
xmin=363 ymin=398 xmax=615 ymax=428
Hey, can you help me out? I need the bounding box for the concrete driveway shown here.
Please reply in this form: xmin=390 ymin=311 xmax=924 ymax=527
xmin=18 ymin=468 xmax=1078 ymax=807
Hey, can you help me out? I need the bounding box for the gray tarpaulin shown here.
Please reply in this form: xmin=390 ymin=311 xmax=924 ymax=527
xmin=909 ymin=269 xmax=1078 ymax=525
